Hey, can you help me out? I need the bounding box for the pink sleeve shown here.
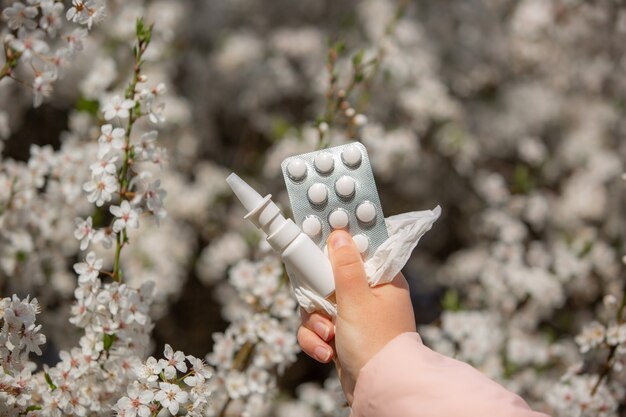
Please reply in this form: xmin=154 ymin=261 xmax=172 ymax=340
xmin=350 ymin=332 xmax=551 ymax=417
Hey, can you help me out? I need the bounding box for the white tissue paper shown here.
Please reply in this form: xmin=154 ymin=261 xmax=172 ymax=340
xmin=292 ymin=206 xmax=442 ymax=317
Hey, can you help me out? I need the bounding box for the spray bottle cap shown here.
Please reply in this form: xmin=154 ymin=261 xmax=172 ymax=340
xmin=226 ymin=173 xmax=264 ymax=213
xmin=226 ymin=173 xmax=279 ymax=231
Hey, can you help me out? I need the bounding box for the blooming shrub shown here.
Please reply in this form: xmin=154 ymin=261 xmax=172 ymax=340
xmin=1 ymin=0 xmax=625 ymax=416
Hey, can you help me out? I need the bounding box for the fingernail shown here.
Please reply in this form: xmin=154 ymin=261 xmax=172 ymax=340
xmin=314 ymin=346 xmax=331 ymax=362
xmin=329 ymin=232 xmax=351 ymax=250
xmin=313 ymin=322 xmax=330 ymax=340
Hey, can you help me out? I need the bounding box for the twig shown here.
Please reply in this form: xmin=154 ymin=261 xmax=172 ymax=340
xmin=111 ymin=18 xmax=153 ymax=282
xmin=317 ymin=0 xmax=409 ymax=148
xmin=590 ymin=291 xmax=626 ymax=395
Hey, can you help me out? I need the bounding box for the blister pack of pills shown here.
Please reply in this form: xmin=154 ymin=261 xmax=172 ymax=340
xmin=281 ymin=142 xmax=388 ymax=259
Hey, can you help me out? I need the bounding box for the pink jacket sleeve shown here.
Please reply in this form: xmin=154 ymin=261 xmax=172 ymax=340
xmin=350 ymin=332 xmax=551 ymax=417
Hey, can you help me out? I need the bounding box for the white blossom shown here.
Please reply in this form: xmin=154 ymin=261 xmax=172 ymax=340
xmin=73 ymin=251 xmax=103 ymax=283
xmin=66 ymin=0 xmax=105 ymax=29
xmin=606 ymin=323 xmax=626 ymax=346
xmin=114 ymin=383 xmax=154 ymax=417
xmin=39 ymin=2 xmax=64 ymax=36
xmin=103 ymin=96 xmax=135 ymax=121
xmin=224 ymin=370 xmax=249 ymax=400
xmin=90 ymin=153 xmax=118 ymax=176
xmin=159 ymin=344 xmax=188 ymax=379
xmin=97 ymin=124 xmax=126 ymax=159
xmin=154 ymin=382 xmax=188 ymax=415
xmin=138 ymin=84 xmax=167 ymax=124
xmin=11 ymin=28 xmax=50 ymax=60
xmin=2 ymin=2 xmax=38 ymax=30
xmin=22 ymin=323 xmax=46 ymax=355
xmin=110 ymin=200 xmax=140 ymax=233
xmin=65 ymin=28 xmax=88 ymax=52
xmin=74 ymin=216 xmax=94 ymax=250
xmin=32 ymin=72 xmax=57 ymax=107
xmin=575 ymin=321 xmax=606 ymax=353
xmin=135 ymin=356 xmax=162 ymax=383
xmin=83 ymin=173 xmax=118 ymax=206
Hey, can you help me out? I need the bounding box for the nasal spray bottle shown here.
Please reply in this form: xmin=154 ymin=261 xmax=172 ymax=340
xmin=226 ymin=173 xmax=335 ymax=299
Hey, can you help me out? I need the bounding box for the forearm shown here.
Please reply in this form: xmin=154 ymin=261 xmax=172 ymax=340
xmin=351 ymin=332 xmax=551 ymax=417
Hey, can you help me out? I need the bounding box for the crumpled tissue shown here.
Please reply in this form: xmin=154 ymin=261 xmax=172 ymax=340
xmin=292 ymin=206 xmax=442 ymax=317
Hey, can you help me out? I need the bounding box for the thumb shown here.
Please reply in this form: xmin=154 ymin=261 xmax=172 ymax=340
xmin=328 ymin=230 xmax=371 ymax=308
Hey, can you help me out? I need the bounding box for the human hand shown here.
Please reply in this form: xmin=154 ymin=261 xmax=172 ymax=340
xmin=297 ymin=230 xmax=417 ymax=404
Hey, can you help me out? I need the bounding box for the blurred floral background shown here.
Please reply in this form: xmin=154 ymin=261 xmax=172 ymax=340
xmin=0 ymin=0 xmax=625 ymax=416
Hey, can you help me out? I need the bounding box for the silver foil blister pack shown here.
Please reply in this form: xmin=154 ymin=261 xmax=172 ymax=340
xmin=281 ymin=142 xmax=388 ymax=260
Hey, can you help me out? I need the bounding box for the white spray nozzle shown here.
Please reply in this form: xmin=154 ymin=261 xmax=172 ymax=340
xmin=226 ymin=171 xmax=336 ymax=299
xmin=226 ymin=173 xmax=264 ymax=213
xmin=226 ymin=172 xmax=280 ymax=234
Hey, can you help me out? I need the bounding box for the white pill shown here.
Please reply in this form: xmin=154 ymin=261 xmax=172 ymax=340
xmin=302 ymin=216 xmax=322 ymax=237
xmin=287 ymin=159 xmax=307 ymax=181
xmin=352 ymin=234 xmax=370 ymax=253
xmin=356 ymin=201 xmax=376 ymax=223
xmin=307 ymin=183 xmax=328 ymax=205
xmin=335 ymin=176 xmax=356 ymax=198
xmin=342 ymin=145 xmax=362 ymax=167
xmin=314 ymin=152 xmax=334 ymax=174
xmin=329 ymin=209 xmax=349 ymax=229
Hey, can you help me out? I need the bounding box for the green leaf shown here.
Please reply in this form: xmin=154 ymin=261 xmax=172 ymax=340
xmin=578 ymin=240 xmax=594 ymax=257
xmin=270 ymin=118 xmax=291 ymax=141
xmin=395 ymin=5 xmax=407 ymax=20
xmin=90 ymin=206 xmax=108 ymax=229
xmin=331 ymin=40 xmax=346 ymax=55
xmin=25 ymin=405 xmax=42 ymax=412
xmin=103 ymin=333 xmax=117 ymax=352
xmin=146 ymin=24 xmax=155 ymax=43
xmin=75 ymin=97 xmax=100 ymax=116
xmin=16 ymin=251 xmax=27 ymax=263
xmin=503 ymin=357 xmax=519 ymax=378
xmin=352 ymin=49 xmax=365 ymax=67
xmin=44 ymin=372 xmax=57 ymax=390
xmin=135 ymin=17 xmax=154 ymax=44
xmin=442 ymin=289 xmax=461 ymax=311
xmin=513 ymin=164 xmax=534 ymax=194
xmin=136 ymin=17 xmax=145 ymax=38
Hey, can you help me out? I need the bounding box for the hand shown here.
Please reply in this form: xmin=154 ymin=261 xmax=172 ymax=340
xmin=297 ymin=230 xmax=417 ymax=404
